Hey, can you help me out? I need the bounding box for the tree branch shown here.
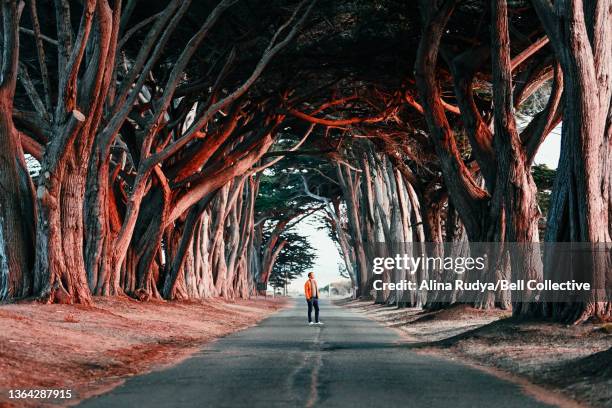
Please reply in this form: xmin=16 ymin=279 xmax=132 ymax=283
xmin=145 ymin=0 xmax=317 ymax=168
xmin=18 ymin=63 xmax=46 ymax=116
xmin=26 ymin=0 xmax=52 ymax=111
xmin=118 ymin=11 xmax=163 ymax=50
xmin=510 ymin=35 xmax=549 ymax=71
xmin=1 ymin=1 xmax=25 ymax=92
xmin=55 ymin=0 xmax=96 ymax=118
xmin=251 ymin=123 xmax=315 ymax=173
xmin=287 ymin=105 xmax=396 ymax=126
xmin=521 ymin=62 xmax=563 ymax=163
xmin=414 ymin=0 xmax=487 ymax=237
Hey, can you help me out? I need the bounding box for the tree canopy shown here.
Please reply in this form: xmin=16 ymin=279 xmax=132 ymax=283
xmin=0 ymin=0 xmax=610 ymax=323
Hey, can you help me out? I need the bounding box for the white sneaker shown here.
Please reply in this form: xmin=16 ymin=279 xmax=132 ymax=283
xmin=309 ymin=322 xmax=315 ymax=325
xmin=316 ymin=322 xmax=324 ymax=325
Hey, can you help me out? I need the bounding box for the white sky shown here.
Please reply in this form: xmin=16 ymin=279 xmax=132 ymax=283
xmin=287 ymin=215 xmax=344 ymax=292
xmin=287 ymin=124 xmax=562 ymax=293
xmin=532 ymin=124 xmax=561 ymax=168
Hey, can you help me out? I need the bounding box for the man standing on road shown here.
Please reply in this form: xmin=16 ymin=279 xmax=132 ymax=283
xmin=304 ymin=272 xmax=323 ymax=325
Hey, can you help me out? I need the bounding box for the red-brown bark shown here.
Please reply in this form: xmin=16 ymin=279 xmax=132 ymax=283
xmin=491 ymin=0 xmax=542 ymax=316
xmin=34 ymin=0 xmax=116 ymax=304
xmin=534 ymin=0 xmax=612 ymax=323
xmin=0 ymin=1 xmax=34 ymax=300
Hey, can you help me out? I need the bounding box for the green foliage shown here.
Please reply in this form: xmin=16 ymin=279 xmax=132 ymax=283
xmin=255 ymin=138 xmax=344 ymax=292
xmin=255 ymin=171 xmax=303 ymax=218
xmin=532 ymin=163 xmax=556 ymax=190
xmin=255 ymin=152 xmax=343 ymax=221
xmin=532 ymin=163 xmax=556 ymax=218
xmin=268 ymin=231 xmax=317 ymax=290
xmin=518 ymin=80 xmax=553 ymax=117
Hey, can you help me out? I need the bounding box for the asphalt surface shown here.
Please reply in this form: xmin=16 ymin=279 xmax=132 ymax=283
xmin=79 ymin=298 xmax=555 ymax=408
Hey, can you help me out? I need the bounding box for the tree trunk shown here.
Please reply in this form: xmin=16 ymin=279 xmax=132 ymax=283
xmin=0 ymin=1 xmax=34 ymax=300
xmin=34 ymin=158 xmax=92 ymax=304
xmin=492 ymin=0 xmax=542 ymax=317
xmin=0 ymin=95 xmax=34 ymax=300
xmin=85 ymin=156 xmax=121 ymax=296
xmin=336 ymin=163 xmax=370 ymax=298
xmin=162 ymin=196 xmax=211 ymax=299
xmin=534 ymin=0 xmax=612 ymax=323
xmin=33 ymin=0 xmax=117 ymax=304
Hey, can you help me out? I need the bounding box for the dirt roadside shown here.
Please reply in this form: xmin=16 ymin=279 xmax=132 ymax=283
xmin=339 ymin=299 xmax=611 ymax=408
xmin=0 ymin=296 xmax=287 ymax=407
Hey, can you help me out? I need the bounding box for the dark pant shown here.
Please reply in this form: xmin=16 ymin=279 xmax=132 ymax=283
xmin=307 ymin=298 xmax=319 ymax=323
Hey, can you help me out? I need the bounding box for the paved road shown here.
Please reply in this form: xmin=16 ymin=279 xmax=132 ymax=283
xmin=80 ymin=298 xmax=554 ymax=408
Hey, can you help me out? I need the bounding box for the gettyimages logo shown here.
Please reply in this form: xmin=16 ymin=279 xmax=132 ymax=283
xmin=372 ymin=254 xmax=486 ymax=275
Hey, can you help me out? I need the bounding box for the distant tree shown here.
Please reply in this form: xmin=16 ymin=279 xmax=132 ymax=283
xmin=532 ymin=164 xmax=556 ymax=217
xmin=252 ymin=152 xmax=335 ymax=288
xmin=337 ymin=263 xmax=350 ymax=280
xmin=267 ymin=231 xmax=316 ymax=293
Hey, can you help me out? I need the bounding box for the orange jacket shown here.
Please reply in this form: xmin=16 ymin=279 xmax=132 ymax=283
xmin=304 ymin=279 xmax=318 ymax=300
